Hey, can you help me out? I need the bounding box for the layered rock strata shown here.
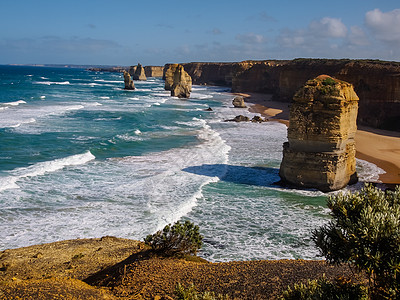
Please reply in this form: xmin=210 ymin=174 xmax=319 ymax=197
xmin=168 ymin=59 xmax=399 ymax=131
xmin=144 ymin=66 xmax=164 ymax=78
xmin=123 ymin=71 xmax=135 ymax=90
xmin=132 ymin=63 xmax=147 ymax=81
xmin=164 ymin=64 xmax=192 ymax=98
xmin=279 ymin=75 xmax=359 ymax=192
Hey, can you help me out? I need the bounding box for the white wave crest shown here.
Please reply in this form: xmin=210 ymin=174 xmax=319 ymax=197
xmin=0 ymin=151 xmax=95 ymax=192
xmin=3 ymin=100 xmax=26 ymax=106
xmin=356 ymin=159 xmax=386 ymax=182
xmin=8 ymin=118 xmax=36 ymax=128
xmin=34 ymin=81 xmax=70 ymax=85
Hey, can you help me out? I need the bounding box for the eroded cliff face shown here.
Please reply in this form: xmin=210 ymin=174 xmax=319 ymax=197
xmin=234 ymin=59 xmax=400 ymax=131
xmin=164 ymin=64 xmax=192 ymax=98
xmin=279 ymin=75 xmax=359 ymax=192
xmin=167 ymin=61 xmax=260 ymax=87
xmin=144 ymin=66 xmax=164 ymax=78
xmin=174 ymin=59 xmax=399 ymax=131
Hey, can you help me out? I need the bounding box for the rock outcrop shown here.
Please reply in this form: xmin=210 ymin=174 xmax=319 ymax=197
xmin=225 ymin=115 xmax=267 ymax=123
xmin=123 ymin=71 xmax=135 ymax=90
xmin=169 ymin=59 xmax=399 ymax=131
xmin=164 ymin=64 xmax=192 ymax=98
xmin=279 ymin=75 xmax=359 ymax=192
xmin=128 ymin=65 xmax=137 ymax=76
xmin=232 ymin=96 xmax=246 ymax=108
xmin=132 ymin=63 xmax=147 ymax=81
xmin=144 ymin=66 xmax=164 ymax=78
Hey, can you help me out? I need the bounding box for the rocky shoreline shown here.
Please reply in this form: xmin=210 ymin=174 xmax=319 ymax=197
xmin=90 ymin=58 xmax=400 ymax=132
xmin=0 ymin=237 xmax=359 ymax=299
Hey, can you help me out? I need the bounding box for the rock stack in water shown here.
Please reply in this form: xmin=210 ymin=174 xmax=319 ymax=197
xmin=232 ymin=96 xmax=246 ymax=108
xmin=164 ymin=64 xmax=192 ymax=98
xmin=279 ymin=75 xmax=359 ymax=192
xmin=132 ymin=63 xmax=147 ymax=81
xmin=123 ymin=71 xmax=135 ymax=90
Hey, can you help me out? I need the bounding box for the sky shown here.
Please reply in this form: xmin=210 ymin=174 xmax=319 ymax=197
xmin=1 ymin=0 xmax=400 ymax=66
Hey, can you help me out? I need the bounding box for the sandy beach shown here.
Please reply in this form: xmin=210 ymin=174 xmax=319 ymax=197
xmin=240 ymin=93 xmax=400 ymax=185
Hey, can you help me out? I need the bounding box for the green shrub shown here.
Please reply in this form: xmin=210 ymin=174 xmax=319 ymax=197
xmin=281 ymin=276 xmax=368 ymax=300
xmin=322 ymin=77 xmax=336 ymax=86
xmin=313 ymin=184 xmax=400 ymax=299
xmin=175 ymin=283 xmax=229 ymax=300
xmin=144 ymin=220 xmax=203 ymax=256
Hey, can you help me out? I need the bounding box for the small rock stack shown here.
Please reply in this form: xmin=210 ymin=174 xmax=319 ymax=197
xmin=132 ymin=63 xmax=147 ymax=81
xmin=123 ymin=71 xmax=135 ymax=90
xmin=164 ymin=64 xmax=192 ymax=98
xmin=279 ymin=75 xmax=359 ymax=192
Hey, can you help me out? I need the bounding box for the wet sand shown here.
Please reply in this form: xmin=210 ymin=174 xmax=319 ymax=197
xmin=239 ymin=93 xmax=400 ymax=185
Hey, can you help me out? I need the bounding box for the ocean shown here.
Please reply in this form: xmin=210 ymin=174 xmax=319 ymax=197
xmin=0 ymin=65 xmax=383 ymax=262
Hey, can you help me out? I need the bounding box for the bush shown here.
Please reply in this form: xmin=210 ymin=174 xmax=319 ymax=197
xmin=322 ymin=77 xmax=336 ymax=86
xmin=144 ymin=220 xmax=203 ymax=256
xmin=175 ymin=283 xmax=229 ymax=300
xmin=281 ymin=276 xmax=368 ymax=300
xmin=313 ymin=184 xmax=400 ymax=299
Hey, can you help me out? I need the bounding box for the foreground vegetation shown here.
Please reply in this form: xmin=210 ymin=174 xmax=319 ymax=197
xmin=313 ymin=184 xmax=400 ymax=299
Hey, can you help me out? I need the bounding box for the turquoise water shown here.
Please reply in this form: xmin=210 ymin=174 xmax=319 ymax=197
xmin=0 ymin=66 xmax=381 ymax=261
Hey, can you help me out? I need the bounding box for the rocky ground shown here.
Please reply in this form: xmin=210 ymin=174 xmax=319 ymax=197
xmin=0 ymin=237 xmax=361 ymax=299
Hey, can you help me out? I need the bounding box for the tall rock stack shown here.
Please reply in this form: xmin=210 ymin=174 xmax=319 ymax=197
xmin=132 ymin=63 xmax=147 ymax=81
xmin=123 ymin=71 xmax=135 ymax=90
xmin=164 ymin=64 xmax=192 ymax=98
xmin=279 ymin=75 xmax=359 ymax=192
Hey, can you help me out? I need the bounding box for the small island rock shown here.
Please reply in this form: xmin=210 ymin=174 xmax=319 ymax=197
xmin=164 ymin=64 xmax=192 ymax=98
xmin=123 ymin=71 xmax=135 ymax=90
xmin=132 ymin=63 xmax=147 ymax=81
xmin=279 ymin=75 xmax=359 ymax=192
xmin=232 ymin=96 xmax=246 ymax=108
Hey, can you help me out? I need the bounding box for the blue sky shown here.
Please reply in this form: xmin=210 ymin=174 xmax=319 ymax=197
xmin=1 ymin=0 xmax=399 ymax=65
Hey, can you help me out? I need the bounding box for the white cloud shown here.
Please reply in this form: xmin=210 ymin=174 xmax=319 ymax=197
xmin=236 ymin=33 xmax=267 ymax=44
xmin=309 ymin=17 xmax=347 ymax=38
xmin=365 ymin=8 xmax=400 ymax=43
xmin=347 ymin=26 xmax=369 ymax=46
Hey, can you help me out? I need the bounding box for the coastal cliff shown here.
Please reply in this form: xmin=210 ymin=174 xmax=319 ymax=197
xmin=279 ymin=75 xmax=359 ymax=192
xmin=0 ymin=237 xmax=353 ymax=299
xmin=144 ymin=66 xmax=164 ymax=77
xmin=173 ymin=59 xmax=399 ymax=131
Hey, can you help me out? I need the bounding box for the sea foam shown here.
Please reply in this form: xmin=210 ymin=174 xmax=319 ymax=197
xmin=0 ymin=151 xmax=95 ymax=192
xmin=3 ymin=100 xmax=26 ymax=106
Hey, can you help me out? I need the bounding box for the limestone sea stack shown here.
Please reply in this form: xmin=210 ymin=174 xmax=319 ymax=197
xmin=164 ymin=64 xmax=192 ymax=98
xmin=279 ymin=75 xmax=359 ymax=192
xmin=123 ymin=71 xmax=135 ymax=90
xmin=232 ymin=96 xmax=246 ymax=108
xmin=132 ymin=63 xmax=147 ymax=81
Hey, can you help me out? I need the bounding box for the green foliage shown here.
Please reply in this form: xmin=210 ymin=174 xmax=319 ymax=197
xmin=322 ymin=77 xmax=337 ymax=86
xmin=144 ymin=220 xmax=203 ymax=256
xmin=175 ymin=283 xmax=230 ymax=300
xmin=281 ymin=276 xmax=368 ymax=300
xmin=318 ymin=78 xmax=339 ymax=96
xmin=313 ymin=184 xmax=400 ymax=298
